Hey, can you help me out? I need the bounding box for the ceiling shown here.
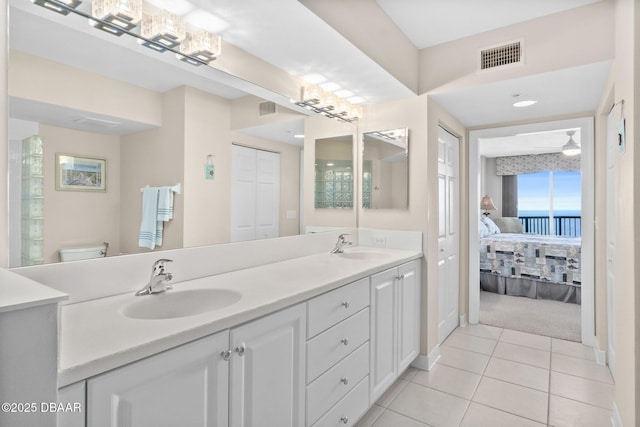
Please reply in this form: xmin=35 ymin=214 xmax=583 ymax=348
xmin=8 ymin=0 xmax=610 ymax=148
xmin=479 ymin=128 xmax=581 ymax=158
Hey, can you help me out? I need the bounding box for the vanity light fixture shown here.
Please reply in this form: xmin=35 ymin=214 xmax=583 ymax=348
xmin=561 ymin=130 xmax=581 ymax=156
xmin=92 ymin=0 xmax=143 ymax=35
xmin=297 ymin=84 xmax=363 ymax=122
xmin=140 ymin=10 xmax=186 ymax=51
xmin=32 ymin=0 xmax=82 ymax=16
xmin=179 ymin=30 xmax=221 ymax=65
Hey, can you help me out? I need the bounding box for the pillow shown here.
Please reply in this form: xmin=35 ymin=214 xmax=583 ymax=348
xmin=481 ymin=217 xmax=500 ymax=235
xmin=493 ymin=217 xmax=524 ymax=234
xmin=479 ymin=220 xmax=489 ymax=238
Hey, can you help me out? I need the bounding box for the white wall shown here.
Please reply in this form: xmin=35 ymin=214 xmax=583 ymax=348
xmin=480 ymin=156 xmax=502 ymax=216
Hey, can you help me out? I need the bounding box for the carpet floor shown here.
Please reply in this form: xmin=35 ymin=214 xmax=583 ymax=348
xmin=479 ymin=290 xmax=582 ymax=342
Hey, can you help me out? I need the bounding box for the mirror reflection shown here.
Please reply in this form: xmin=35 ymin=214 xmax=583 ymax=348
xmin=7 ymin=1 xmax=318 ymax=267
xmin=314 ymin=135 xmax=354 ymax=209
xmin=362 ymin=128 xmax=409 ymax=209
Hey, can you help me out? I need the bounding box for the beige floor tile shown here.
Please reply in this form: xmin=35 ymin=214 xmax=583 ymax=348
xmin=500 ymin=329 xmax=551 ymax=351
xmin=493 ymin=342 xmax=550 ymax=369
xmin=355 ymin=405 xmax=384 ymax=427
xmin=376 ymin=379 xmax=409 ymax=408
xmin=400 ymin=367 xmax=420 ymax=381
xmin=460 ymin=402 xmax=546 ymax=427
xmin=372 ymin=410 xmax=432 ymax=427
xmin=438 ymin=345 xmax=490 ymax=375
xmin=457 ymin=324 xmax=503 ymax=340
xmin=388 ymin=382 xmax=469 ymax=427
xmin=412 ymin=364 xmax=482 ymax=399
xmin=472 ymin=377 xmax=548 ymax=424
xmin=551 ymin=353 xmax=613 ymax=384
xmin=444 ymin=330 xmax=497 ymax=355
xmin=484 ymin=357 xmax=550 ymax=392
xmin=548 ymin=394 xmax=613 ymax=427
xmin=550 ymin=371 xmax=614 ymax=409
xmin=551 ymin=338 xmax=596 ymax=361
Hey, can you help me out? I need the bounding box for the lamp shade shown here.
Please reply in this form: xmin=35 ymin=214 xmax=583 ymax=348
xmin=480 ymin=195 xmax=497 ymax=211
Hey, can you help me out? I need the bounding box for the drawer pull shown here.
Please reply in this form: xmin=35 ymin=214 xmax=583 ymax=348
xmin=341 ymin=338 xmax=349 ymax=346
xmin=340 ymin=377 xmax=349 ymax=385
xmin=340 ymin=416 xmax=349 ymax=424
xmin=235 ymin=344 xmax=246 ymax=356
xmin=220 ymin=349 xmax=232 ymax=361
xmin=341 ymin=300 xmax=350 ymax=309
xmin=395 ymin=274 xmax=405 ymax=281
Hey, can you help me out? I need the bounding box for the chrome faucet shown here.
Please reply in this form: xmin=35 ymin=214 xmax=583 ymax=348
xmin=331 ymin=234 xmax=353 ymax=254
xmin=135 ymin=259 xmax=174 ymax=296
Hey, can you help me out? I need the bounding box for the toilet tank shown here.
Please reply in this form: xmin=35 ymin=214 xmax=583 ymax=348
xmin=59 ymin=243 xmax=108 ymax=262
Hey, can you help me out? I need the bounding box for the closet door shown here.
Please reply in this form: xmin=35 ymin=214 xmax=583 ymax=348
xmin=231 ymin=145 xmax=280 ymax=242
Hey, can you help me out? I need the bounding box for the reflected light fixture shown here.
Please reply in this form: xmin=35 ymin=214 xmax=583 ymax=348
xmin=141 ymin=10 xmax=186 ymax=51
xmin=92 ymin=0 xmax=143 ymax=35
xmin=562 ymin=130 xmax=581 ymax=156
xmin=32 ymin=0 xmax=82 ymax=15
xmin=480 ymin=195 xmax=497 ymax=216
xmin=298 ymin=84 xmax=363 ymax=122
xmin=179 ymin=30 xmax=221 ymax=65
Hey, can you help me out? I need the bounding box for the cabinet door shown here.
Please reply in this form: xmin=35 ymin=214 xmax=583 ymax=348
xmin=230 ymin=303 xmax=306 ymax=427
xmin=369 ymin=268 xmax=397 ymax=403
xmin=397 ymin=260 xmax=421 ymax=372
xmin=87 ymin=331 xmax=230 ymax=427
xmin=58 ymin=381 xmax=85 ymax=427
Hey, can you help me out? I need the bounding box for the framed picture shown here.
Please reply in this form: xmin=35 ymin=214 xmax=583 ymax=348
xmin=56 ymin=154 xmax=107 ymax=192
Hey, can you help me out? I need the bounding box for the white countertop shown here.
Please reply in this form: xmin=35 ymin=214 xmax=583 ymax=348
xmin=0 ymin=268 xmax=67 ymax=313
xmin=59 ymin=247 xmax=422 ymax=387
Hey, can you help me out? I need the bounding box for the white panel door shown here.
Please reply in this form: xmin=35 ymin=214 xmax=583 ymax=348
xmin=231 ymin=145 xmax=280 ymax=242
xmin=229 ymin=303 xmax=306 ymax=427
xmin=437 ymin=127 xmax=460 ymax=344
xmin=87 ymin=331 xmax=230 ymax=427
xmin=369 ymin=268 xmax=397 ymax=403
xmin=606 ymin=104 xmax=620 ymax=379
xmin=397 ymin=260 xmax=421 ymax=372
xmin=255 ymin=149 xmax=280 ymax=240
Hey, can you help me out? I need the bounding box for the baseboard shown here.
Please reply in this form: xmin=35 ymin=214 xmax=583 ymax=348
xmin=611 ymin=401 xmax=623 ymax=427
xmin=592 ymin=338 xmax=607 ymax=366
xmin=411 ymin=345 xmax=440 ymax=371
xmin=459 ymin=314 xmax=467 ymax=327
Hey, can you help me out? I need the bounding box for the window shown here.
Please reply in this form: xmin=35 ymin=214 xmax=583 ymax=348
xmin=517 ymin=171 xmax=581 ymax=236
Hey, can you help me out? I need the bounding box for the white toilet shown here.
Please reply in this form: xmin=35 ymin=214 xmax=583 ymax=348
xmin=59 ymin=243 xmax=109 ymax=262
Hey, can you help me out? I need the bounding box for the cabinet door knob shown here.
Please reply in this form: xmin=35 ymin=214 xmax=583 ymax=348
xmin=396 ymin=273 xmax=405 ymax=281
xmin=340 ymin=377 xmax=349 ymax=385
xmin=235 ymin=344 xmax=246 ymax=356
xmin=220 ymin=349 xmax=232 ymax=361
xmin=341 ymin=300 xmax=350 ymax=309
xmin=341 ymin=338 xmax=349 ymax=346
xmin=340 ymin=416 xmax=349 ymax=424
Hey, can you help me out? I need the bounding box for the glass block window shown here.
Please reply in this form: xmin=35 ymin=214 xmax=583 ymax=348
xmin=315 ymin=160 xmax=353 ymax=208
xmin=362 ymin=160 xmax=372 ymax=208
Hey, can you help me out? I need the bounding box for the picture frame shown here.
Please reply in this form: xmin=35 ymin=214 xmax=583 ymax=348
xmin=55 ymin=154 xmax=107 ymax=192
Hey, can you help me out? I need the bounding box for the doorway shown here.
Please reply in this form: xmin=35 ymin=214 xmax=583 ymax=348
xmin=468 ymin=117 xmax=596 ymax=345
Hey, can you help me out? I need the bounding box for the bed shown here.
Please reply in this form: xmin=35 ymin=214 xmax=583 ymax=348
xmin=479 ymin=232 xmax=582 ymax=304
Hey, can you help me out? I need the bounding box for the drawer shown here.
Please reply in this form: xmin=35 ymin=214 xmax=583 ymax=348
xmin=308 ymin=278 xmax=369 ymax=338
xmin=306 ymin=342 xmax=369 ymax=426
xmin=311 ymin=376 xmax=369 ymax=427
xmin=307 ymin=308 xmax=369 ymax=383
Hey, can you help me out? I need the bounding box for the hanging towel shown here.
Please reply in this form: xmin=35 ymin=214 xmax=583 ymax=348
xmin=155 ymin=186 xmax=174 ymax=247
xmin=139 ymin=187 xmax=160 ymax=249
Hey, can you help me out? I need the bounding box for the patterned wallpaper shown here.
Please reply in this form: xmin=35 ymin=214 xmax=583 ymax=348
xmin=496 ymin=153 xmax=580 ymax=176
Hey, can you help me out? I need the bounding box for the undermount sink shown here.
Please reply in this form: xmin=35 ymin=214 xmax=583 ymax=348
xmin=122 ymin=288 xmax=241 ymax=320
xmin=338 ymin=251 xmax=391 ymax=260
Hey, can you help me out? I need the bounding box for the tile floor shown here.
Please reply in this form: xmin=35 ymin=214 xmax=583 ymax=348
xmin=356 ymin=324 xmax=614 ymax=427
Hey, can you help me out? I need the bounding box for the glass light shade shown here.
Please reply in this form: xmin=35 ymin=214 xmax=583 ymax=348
xmin=180 ymin=30 xmax=221 ymax=63
xmin=335 ymin=99 xmax=350 ymax=116
xmin=320 ymin=92 xmax=337 ymax=110
xmin=141 ymin=10 xmax=186 ymax=50
xmin=302 ymin=84 xmax=323 ymax=104
xmin=348 ymin=106 xmax=363 ymax=120
xmin=92 ymin=0 xmax=142 ymax=27
xmin=33 ymin=0 xmax=82 ymax=15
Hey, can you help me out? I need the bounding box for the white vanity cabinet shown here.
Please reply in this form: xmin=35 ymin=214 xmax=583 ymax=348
xmin=305 ymin=278 xmax=371 ymax=427
xmin=370 ymin=260 xmax=421 ymax=402
xmin=87 ymin=330 xmax=230 ymax=427
xmin=57 ymin=381 xmax=85 ymax=427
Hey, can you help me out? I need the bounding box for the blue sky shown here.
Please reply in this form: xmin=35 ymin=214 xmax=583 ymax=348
xmin=518 ymin=171 xmax=581 ymax=212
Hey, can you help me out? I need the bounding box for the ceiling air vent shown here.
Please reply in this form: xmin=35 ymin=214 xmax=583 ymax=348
xmin=259 ymin=101 xmax=277 ymax=116
xmin=479 ymin=40 xmax=522 ymax=70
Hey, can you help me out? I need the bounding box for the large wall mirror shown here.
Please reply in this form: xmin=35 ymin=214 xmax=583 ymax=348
xmin=314 ymin=135 xmax=354 ymax=209
xmin=6 ymin=1 xmax=349 ymax=267
xmin=362 ymin=128 xmax=409 ymax=209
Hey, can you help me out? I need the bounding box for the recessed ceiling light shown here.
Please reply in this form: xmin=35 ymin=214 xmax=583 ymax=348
xmin=303 ymin=74 xmax=326 ymax=84
xmin=293 ymin=134 xmax=304 ymax=139
xmin=513 ymin=100 xmax=537 ymax=107
xmin=320 ymin=82 xmax=341 ymax=92
xmin=326 ymin=163 xmax=334 ymax=166
xmin=348 ymin=96 xmax=365 ymax=104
